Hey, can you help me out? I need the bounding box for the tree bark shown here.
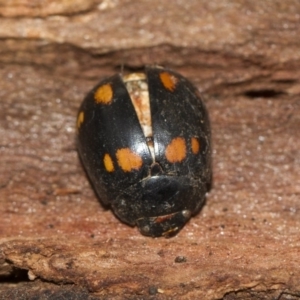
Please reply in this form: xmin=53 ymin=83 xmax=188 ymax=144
xmin=0 ymin=0 xmax=300 ymax=299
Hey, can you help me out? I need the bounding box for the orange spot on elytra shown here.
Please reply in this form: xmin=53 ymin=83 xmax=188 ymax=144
xmin=94 ymin=83 xmax=113 ymax=104
xmin=191 ymin=137 xmax=200 ymax=155
xmin=159 ymin=72 xmax=178 ymax=92
xmin=103 ymin=153 xmax=115 ymax=172
xmin=116 ymin=148 xmax=143 ymax=172
xmin=77 ymin=111 xmax=84 ymax=130
xmin=165 ymin=137 xmax=186 ymax=163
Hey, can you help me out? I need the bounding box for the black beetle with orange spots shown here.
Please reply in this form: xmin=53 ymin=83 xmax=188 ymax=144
xmin=77 ymin=66 xmax=211 ymax=237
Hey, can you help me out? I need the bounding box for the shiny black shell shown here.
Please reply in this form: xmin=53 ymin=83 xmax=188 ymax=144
xmin=77 ymin=66 xmax=211 ymax=237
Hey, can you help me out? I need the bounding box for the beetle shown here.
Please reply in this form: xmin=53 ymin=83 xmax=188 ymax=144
xmin=77 ymin=66 xmax=211 ymax=237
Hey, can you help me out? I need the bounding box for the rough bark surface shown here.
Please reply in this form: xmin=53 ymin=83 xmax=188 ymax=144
xmin=0 ymin=0 xmax=300 ymax=299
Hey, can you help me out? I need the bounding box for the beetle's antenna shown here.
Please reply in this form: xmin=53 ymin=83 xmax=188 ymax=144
xmin=119 ymin=50 xmax=125 ymax=75
xmin=120 ymin=61 xmax=124 ymax=75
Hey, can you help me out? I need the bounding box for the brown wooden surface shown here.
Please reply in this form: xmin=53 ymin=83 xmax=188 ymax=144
xmin=0 ymin=1 xmax=300 ymax=299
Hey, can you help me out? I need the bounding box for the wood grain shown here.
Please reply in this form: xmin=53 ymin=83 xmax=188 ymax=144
xmin=0 ymin=0 xmax=300 ymax=299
